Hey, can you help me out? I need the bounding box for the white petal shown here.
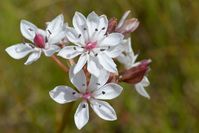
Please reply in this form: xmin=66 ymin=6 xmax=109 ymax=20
xmin=87 ymin=11 xmax=100 ymax=36
xmin=98 ymin=15 xmax=108 ymax=31
xmin=5 ymin=43 xmax=33 ymax=59
xmin=116 ymin=10 xmax=131 ymax=29
xmin=48 ymin=30 xmax=66 ymax=45
xmin=88 ymin=69 xmax=110 ymax=91
xmin=73 ymin=53 xmax=87 ymax=74
xmin=98 ymin=53 xmax=117 ymax=73
xmin=58 ymin=46 xmax=83 ymax=59
xmin=105 ymin=44 xmax=125 ymax=58
xmin=72 ymin=12 xmax=88 ymax=44
xmin=135 ymin=83 xmax=150 ymax=99
xmin=141 ymin=76 xmax=150 ymax=87
xmin=92 ymin=83 xmax=123 ymax=100
xmin=74 ymin=101 xmax=89 ymax=130
xmin=90 ymin=99 xmax=117 ymax=121
xmin=116 ymin=38 xmax=138 ymax=69
xmin=49 ymin=86 xmax=80 ymax=104
xmin=43 ymin=45 xmax=60 ymax=57
xmin=97 ymin=15 xmax=108 ymax=39
xmin=73 ymin=11 xmax=87 ymax=33
xmin=20 ymin=20 xmax=37 ymax=41
xmin=87 ymin=55 xmax=101 ymax=77
xmin=46 ymin=14 xmax=64 ymax=37
xmin=24 ymin=50 xmax=41 ymax=65
xmin=65 ymin=27 xmax=82 ymax=45
xmin=69 ymin=65 xmax=87 ymax=93
xmin=100 ymin=33 xmax=124 ymax=47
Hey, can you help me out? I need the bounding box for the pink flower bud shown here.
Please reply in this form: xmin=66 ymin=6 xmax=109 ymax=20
xmin=118 ymin=59 xmax=151 ymax=84
xmin=33 ymin=33 xmax=45 ymax=48
xmin=107 ymin=17 xmax=118 ymax=33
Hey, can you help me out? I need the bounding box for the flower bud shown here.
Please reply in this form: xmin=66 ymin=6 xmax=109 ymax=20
xmin=33 ymin=33 xmax=45 ymax=48
xmin=116 ymin=18 xmax=139 ymax=35
xmin=107 ymin=17 xmax=117 ymax=33
xmin=119 ymin=59 xmax=151 ymax=84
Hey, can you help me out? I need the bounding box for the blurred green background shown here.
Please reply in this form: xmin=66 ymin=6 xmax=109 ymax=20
xmin=0 ymin=0 xmax=199 ymax=132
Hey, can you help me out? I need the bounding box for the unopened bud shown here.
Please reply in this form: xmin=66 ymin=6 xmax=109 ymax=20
xmin=116 ymin=18 xmax=139 ymax=35
xmin=33 ymin=33 xmax=45 ymax=48
xmin=107 ymin=17 xmax=117 ymax=34
xmin=119 ymin=59 xmax=151 ymax=84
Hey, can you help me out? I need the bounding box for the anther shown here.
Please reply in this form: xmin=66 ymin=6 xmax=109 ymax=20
xmin=82 ymin=104 xmax=86 ymax=108
xmin=96 ymin=83 xmax=100 ymax=85
xmin=78 ymin=34 xmax=81 ymax=38
xmin=28 ymin=28 xmax=33 ymax=31
xmin=47 ymin=30 xmax=52 ymax=35
xmin=102 ymin=27 xmax=106 ymax=30
xmin=100 ymin=49 xmax=105 ymax=51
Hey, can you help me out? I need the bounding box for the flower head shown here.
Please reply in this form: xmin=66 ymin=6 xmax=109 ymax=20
xmin=117 ymin=38 xmax=151 ymax=99
xmin=58 ymin=11 xmax=124 ymax=77
xmin=49 ymin=66 xmax=123 ymax=129
xmin=6 ymin=14 xmax=66 ymax=65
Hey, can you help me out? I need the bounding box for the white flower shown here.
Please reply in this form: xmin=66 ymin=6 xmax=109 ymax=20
xmin=117 ymin=38 xmax=150 ymax=99
xmin=6 ymin=14 xmax=66 ymax=65
xmin=49 ymin=66 xmax=123 ymax=129
xmin=58 ymin=11 xmax=124 ymax=77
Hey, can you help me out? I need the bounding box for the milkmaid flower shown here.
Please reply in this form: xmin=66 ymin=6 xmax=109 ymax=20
xmin=58 ymin=11 xmax=124 ymax=77
xmin=6 ymin=14 xmax=66 ymax=65
xmin=49 ymin=66 xmax=123 ymax=129
xmin=117 ymin=38 xmax=150 ymax=99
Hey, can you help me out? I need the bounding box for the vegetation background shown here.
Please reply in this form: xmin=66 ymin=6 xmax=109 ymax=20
xmin=0 ymin=0 xmax=199 ymax=132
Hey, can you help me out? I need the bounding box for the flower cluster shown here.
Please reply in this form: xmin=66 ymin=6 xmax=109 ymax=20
xmin=5 ymin=11 xmax=151 ymax=129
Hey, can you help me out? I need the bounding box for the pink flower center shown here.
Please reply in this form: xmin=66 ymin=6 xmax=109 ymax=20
xmin=33 ymin=33 xmax=45 ymax=48
xmin=85 ymin=42 xmax=97 ymax=51
xmin=82 ymin=91 xmax=91 ymax=100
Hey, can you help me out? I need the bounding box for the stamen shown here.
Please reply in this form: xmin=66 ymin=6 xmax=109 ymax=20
xmin=102 ymin=27 xmax=106 ymax=30
xmin=45 ymin=37 xmax=48 ymax=43
xmin=82 ymin=83 xmax=86 ymax=86
xmin=100 ymin=49 xmax=106 ymax=51
xmin=78 ymin=34 xmax=81 ymax=38
xmin=28 ymin=28 xmax=33 ymax=31
xmin=96 ymin=83 xmax=100 ymax=85
xmin=95 ymin=28 xmax=98 ymax=31
xmin=82 ymin=104 xmax=86 ymax=108
xmin=48 ymin=30 xmax=52 ymax=35
xmin=102 ymin=91 xmax=105 ymax=95
xmin=83 ymin=27 xmax=87 ymax=30
xmin=72 ymin=92 xmax=76 ymax=95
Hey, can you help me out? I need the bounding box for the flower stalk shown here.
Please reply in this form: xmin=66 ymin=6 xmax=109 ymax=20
xmin=51 ymin=55 xmax=69 ymax=73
